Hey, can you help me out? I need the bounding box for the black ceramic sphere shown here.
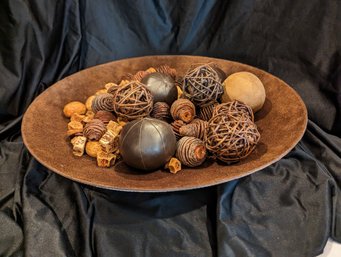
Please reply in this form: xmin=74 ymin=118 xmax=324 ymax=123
xmin=141 ymin=72 xmax=178 ymax=106
xmin=119 ymin=117 xmax=177 ymax=171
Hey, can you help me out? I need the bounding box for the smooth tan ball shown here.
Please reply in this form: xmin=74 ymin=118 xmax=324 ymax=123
xmin=63 ymin=101 xmax=86 ymax=117
xmin=222 ymin=72 xmax=266 ymax=112
xmin=85 ymin=141 xmax=102 ymax=158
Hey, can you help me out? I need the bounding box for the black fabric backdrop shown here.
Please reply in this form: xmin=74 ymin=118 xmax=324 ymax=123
xmin=0 ymin=0 xmax=340 ymax=256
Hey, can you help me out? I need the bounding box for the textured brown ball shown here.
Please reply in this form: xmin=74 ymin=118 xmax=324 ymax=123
xmin=179 ymin=119 xmax=207 ymax=140
xmin=119 ymin=118 xmax=176 ymax=171
xmin=92 ymin=93 xmax=115 ymax=113
xmin=176 ymin=136 xmax=207 ymax=167
xmin=83 ymin=119 xmax=107 ymax=141
xmin=94 ymin=110 xmax=117 ymax=124
xmin=182 ymin=64 xmax=223 ymax=106
xmin=213 ymin=101 xmax=254 ymax=122
xmin=113 ymin=81 xmax=153 ymax=120
xmin=198 ymin=102 xmax=219 ymax=121
xmin=205 ymin=111 xmax=260 ymax=163
xmin=171 ymin=120 xmax=185 ymax=140
xmin=63 ymin=101 xmax=86 ymax=118
xmin=151 ymin=102 xmax=171 ymax=121
xmin=170 ymin=99 xmax=196 ymax=123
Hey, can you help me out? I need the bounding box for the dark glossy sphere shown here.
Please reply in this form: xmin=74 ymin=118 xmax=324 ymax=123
xmin=119 ymin=118 xmax=177 ymax=171
xmin=141 ymin=72 xmax=178 ymax=106
xmin=213 ymin=66 xmax=226 ymax=82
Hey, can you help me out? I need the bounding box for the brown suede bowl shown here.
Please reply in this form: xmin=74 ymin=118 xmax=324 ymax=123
xmin=22 ymin=55 xmax=308 ymax=192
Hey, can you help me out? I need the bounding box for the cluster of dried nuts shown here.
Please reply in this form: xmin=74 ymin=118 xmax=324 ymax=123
xmin=63 ymin=63 xmax=266 ymax=174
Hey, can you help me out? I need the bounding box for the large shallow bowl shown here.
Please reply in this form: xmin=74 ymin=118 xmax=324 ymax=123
xmin=22 ymin=55 xmax=307 ymax=192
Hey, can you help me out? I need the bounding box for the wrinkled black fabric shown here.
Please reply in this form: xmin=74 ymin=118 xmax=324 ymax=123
xmin=0 ymin=0 xmax=340 ymax=256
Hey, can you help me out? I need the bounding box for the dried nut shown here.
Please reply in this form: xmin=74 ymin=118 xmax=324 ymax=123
xmin=70 ymin=136 xmax=87 ymax=157
xmin=68 ymin=121 xmax=83 ymax=131
xmin=171 ymin=120 xmax=185 ymax=140
xmin=70 ymin=113 xmax=85 ymax=123
xmin=170 ymin=99 xmax=196 ymax=123
xmin=165 ymin=157 xmax=182 ymax=174
xmin=94 ymin=110 xmax=116 ymax=124
xmin=95 ymin=88 xmax=108 ymax=95
xmin=85 ymin=141 xmax=102 ymax=158
xmin=105 ymin=82 xmax=118 ymax=90
xmin=176 ymin=136 xmax=207 ymax=167
xmin=118 ymin=121 xmax=127 ymax=127
xmin=83 ymin=119 xmax=107 ymax=141
xmin=146 ymin=67 xmax=157 ymax=73
xmin=63 ymin=101 xmax=86 ymax=118
xmin=97 ymin=151 xmax=116 ymax=167
xmin=92 ymin=93 xmax=115 ymax=112
xmin=85 ymin=95 xmax=96 ymax=111
xmin=99 ymin=130 xmax=119 ymax=153
xmin=151 ymin=102 xmax=171 ymax=121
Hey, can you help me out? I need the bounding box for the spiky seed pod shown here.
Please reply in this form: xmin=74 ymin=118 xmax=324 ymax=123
xmin=176 ymin=136 xmax=207 ymax=167
xmin=170 ymin=98 xmax=196 ymax=123
xmin=92 ymin=93 xmax=115 ymax=113
xmin=83 ymin=119 xmax=107 ymax=141
xmin=156 ymin=65 xmax=177 ymax=80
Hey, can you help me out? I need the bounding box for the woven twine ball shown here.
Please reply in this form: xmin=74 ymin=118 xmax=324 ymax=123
xmin=112 ymin=81 xmax=153 ymax=120
xmin=182 ymin=64 xmax=224 ymax=107
xmin=205 ymin=110 xmax=260 ymax=163
xmin=213 ymin=100 xmax=254 ymax=122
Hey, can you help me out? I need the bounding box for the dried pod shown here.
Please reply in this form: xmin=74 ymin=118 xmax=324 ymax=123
xmin=182 ymin=63 xmax=223 ymax=106
xmin=176 ymin=136 xmax=207 ymax=167
xmin=151 ymin=102 xmax=171 ymax=121
xmin=85 ymin=96 xmax=96 ymax=111
xmin=63 ymin=101 xmax=86 ymax=118
xmin=96 ymin=88 xmax=108 ymax=95
xmin=198 ymin=102 xmax=218 ymax=121
xmin=205 ymin=111 xmax=260 ymax=163
xmin=107 ymin=121 xmax=123 ymax=135
xmin=107 ymin=85 xmax=119 ymax=95
xmin=92 ymin=93 xmax=115 ymax=113
xmin=133 ymin=70 xmax=149 ymax=81
xmin=97 ymin=151 xmax=116 ymax=168
xmin=67 ymin=129 xmax=83 ymax=137
xmin=176 ymin=86 xmax=183 ymax=99
xmin=171 ymin=120 xmax=185 ymax=140
xmin=213 ymin=101 xmax=254 ymax=122
xmin=156 ymin=65 xmax=177 ymax=80
xmin=70 ymin=113 xmax=85 ymax=123
xmin=170 ymin=99 xmax=196 ymax=123
xmin=113 ymin=81 xmax=153 ymax=120
xmin=165 ymin=157 xmax=182 ymax=174
xmin=85 ymin=141 xmax=102 ymax=158
xmin=67 ymin=121 xmax=83 ymax=131
xmin=179 ymin=119 xmax=207 ymax=140
xmin=105 ymin=82 xmax=118 ymax=90
xmin=70 ymin=136 xmax=87 ymax=157
xmin=83 ymin=119 xmax=106 ymax=141
xmin=145 ymin=67 xmax=157 ymax=73
xmin=99 ymin=130 xmax=119 ymax=153
xmin=94 ymin=110 xmax=117 ymax=124
xmin=83 ymin=110 xmax=95 ymax=123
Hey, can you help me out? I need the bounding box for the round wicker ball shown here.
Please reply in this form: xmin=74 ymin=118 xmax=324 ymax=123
xmin=213 ymin=101 xmax=254 ymax=122
xmin=182 ymin=64 xmax=224 ymax=106
xmin=205 ymin=112 xmax=260 ymax=163
xmin=112 ymin=81 xmax=153 ymax=120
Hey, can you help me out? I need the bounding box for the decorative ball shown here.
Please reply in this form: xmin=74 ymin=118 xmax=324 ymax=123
xmin=176 ymin=137 xmax=207 ymax=167
xmin=213 ymin=101 xmax=254 ymax=122
xmin=156 ymin=65 xmax=177 ymax=80
xmin=171 ymin=120 xmax=185 ymax=140
xmin=212 ymin=65 xmax=227 ymax=82
xmin=119 ymin=118 xmax=177 ymax=171
xmin=92 ymin=93 xmax=115 ymax=113
xmin=170 ymin=99 xmax=196 ymax=123
xmin=205 ymin=111 xmax=260 ymax=163
xmin=94 ymin=110 xmax=117 ymax=124
xmin=151 ymin=102 xmax=171 ymax=121
xmin=63 ymin=101 xmax=86 ymax=118
xmin=198 ymin=102 xmax=219 ymax=121
xmin=179 ymin=119 xmax=207 ymax=140
xmin=83 ymin=119 xmax=107 ymax=141
xmin=182 ymin=64 xmax=224 ymax=106
xmin=141 ymin=72 xmax=178 ymax=106
xmin=221 ymin=71 xmax=266 ymax=112
xmin=113 ymin=81 xmax=153 ymax=120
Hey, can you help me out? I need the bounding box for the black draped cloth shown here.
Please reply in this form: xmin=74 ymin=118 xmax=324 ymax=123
xmin=0 ymin=1 xmax=340 ymax=256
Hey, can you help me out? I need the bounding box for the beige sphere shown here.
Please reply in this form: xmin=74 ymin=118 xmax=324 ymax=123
xmin=221 ymin=72 xmax=266 ymax=112
xmin=63 ymin=101 xmax=86 ymax=117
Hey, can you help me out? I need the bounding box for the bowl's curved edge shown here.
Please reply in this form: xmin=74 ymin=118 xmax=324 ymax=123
xmin=22 ymin=55 xmax=308 ymax=192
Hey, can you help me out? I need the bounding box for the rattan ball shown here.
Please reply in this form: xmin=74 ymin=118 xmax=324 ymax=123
xmin=112 ymin=81 xmax=153 ymax=120
xmin=182 ymin=64 xmax=224 ymax=106
xmin=213 ymin=101 xmax=254 ymax=122
xmin=205 ymin=111 xmax=260 ymax=163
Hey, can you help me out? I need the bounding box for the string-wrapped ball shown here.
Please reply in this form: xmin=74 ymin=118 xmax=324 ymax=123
xmin=170 ymin=99 xmax=196 ymax=123
xmin=176 ymin=136 xmax=207 ymax=167
xmin=182 ymin=64 xmax=224 ymax=106
xmin=179 ymin=119 xmax=207 ymax=140
xmin=83 ymin=119 xmax=107 ymax=141
xmin=151 ymin=102 xmax=171 ymax=121
xmin=205 ymin=111 xmax=260 ymax=163
xmin=112 ymin=81 xmax=153 ymax=120
xmin=198 ymin=102 xmax=219 ymax=121
xmin=171 ymin=120 xmax=185 ymax=140
xmin=92 ymin=93 xmax=115 ymax=113
xmin=213 ymin=100 xmax=254 ymax=121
